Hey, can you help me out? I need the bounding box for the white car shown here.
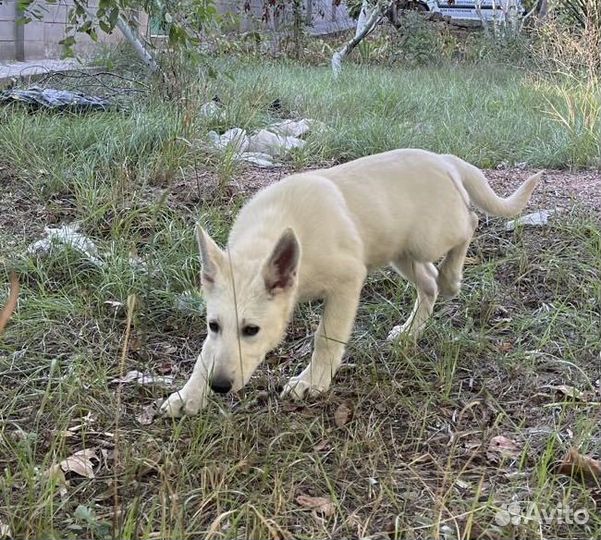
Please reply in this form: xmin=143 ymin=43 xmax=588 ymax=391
xmin=389 ymin=0 xmax=524 ymax=23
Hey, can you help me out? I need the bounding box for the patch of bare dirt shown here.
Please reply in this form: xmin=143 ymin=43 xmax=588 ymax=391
xmin=169 ymin=163 xmax=601 ymax=216
xmin=486 ymin=166 xmax=601 ymax=215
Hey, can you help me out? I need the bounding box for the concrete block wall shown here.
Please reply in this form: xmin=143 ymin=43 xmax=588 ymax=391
xmin=0 ymin=0 xmax=352 ymax=63
xmin=0 ymin=0 xmax=126 ymax=62
xmin=0 ymin=0 xmax=17 ymax=61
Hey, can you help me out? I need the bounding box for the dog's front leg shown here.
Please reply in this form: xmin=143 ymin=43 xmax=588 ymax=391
xmin=160 ymin=350 xmax=212 ymax=417
xmin=282 ymin=273 xmax=364 ymax=400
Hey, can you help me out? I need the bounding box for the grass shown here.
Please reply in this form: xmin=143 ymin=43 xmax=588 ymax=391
xmin=202 ymin=61 xmax=601 ymax=169
xmin=0 ymin=56 xmax=600 ymax=539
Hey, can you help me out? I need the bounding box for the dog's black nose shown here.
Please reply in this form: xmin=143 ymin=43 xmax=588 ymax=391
xmin=210 ymin=377 xmax=233 ymax=394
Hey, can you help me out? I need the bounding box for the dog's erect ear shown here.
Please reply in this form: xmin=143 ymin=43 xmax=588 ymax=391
xmin=262 ymin=228 xmax=300 ymax=295
xmin=196 ymin=225 xmax=223 ymax=287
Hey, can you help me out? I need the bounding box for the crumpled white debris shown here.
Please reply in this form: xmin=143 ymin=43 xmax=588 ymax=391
xmin=247 ymin=129 xmax=306 ymax=155
xmin=207 ymin=127 xmax=249 ymax=154
xmin=174 ymin=289 xmax=206 ymax=315
xmin=505 ymin=210 xmax=555 ymax=231
xmin=0 ymin=520 xmax=11 ymax=539
xmin=206 ymin=117 xmax=315 ymax=167
xmin=199 ymin=100 xmax=223 ymax=119
xmin=27 ymin=224 xmax=158 ymax=278
xmin=238 ymin=152 xmax=281 ymax=168
xmin=27 ymin=224 xmax=105 ymax=267
xmin=269 ymin=118 xmax=313 ymax=138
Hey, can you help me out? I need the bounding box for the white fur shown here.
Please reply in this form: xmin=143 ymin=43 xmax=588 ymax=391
xmin=161 ymin=149 xmax=541 ymax=417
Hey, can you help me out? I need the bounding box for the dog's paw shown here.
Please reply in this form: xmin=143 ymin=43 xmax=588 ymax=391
xmin=387 ymin=322 xmax=423 ymax=341
xmin=281 ymin=375 xmax=329 ymax=401
xmin=160 ymin=389 xmax=206 ymax=417
xmin=437 ymin=276 xmax=461 ymax=298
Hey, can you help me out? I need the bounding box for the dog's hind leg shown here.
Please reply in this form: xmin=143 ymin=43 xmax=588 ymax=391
xmin=387 ymin=258 xmax=439 ymax=341
xmin=437 ymin=212 xmax=478 ymax=298
xmin=282 ymin=267 xmax=366 ymax=401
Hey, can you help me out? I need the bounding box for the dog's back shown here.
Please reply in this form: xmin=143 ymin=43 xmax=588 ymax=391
xmin=319 ymin=149 xmax=475 ymax=266
xmin=231 ymin=149 xmax=480 ymax=271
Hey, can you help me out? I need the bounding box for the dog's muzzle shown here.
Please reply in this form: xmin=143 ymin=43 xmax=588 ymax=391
xmin=210 ymin=377 xmax=233 ymax=394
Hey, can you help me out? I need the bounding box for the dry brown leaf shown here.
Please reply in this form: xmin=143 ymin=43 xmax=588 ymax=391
xmin=46 ymin=448 xmax=98 ymax=479
xmin=136 ymin=400 xmax=162 ymax=425
xmin=313 ymin=439 xmax=332 ymax=452
xmin=486 ymin=435 xmax=521 ymax=462
xmin=295 ymin=494 xmax=335 ymax=517
xmin=334 ymin=402 xmax=353 ymax=428
xmin=556 ymin=447 xmax=601 ymax=483
xmin=498 ymin=341 xmax=513 ymax=353
xmin=61 ymin=449 xmax=97 ymax=478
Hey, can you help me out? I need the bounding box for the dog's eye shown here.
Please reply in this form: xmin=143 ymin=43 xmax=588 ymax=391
xmin=208 ymin=321 xmax=220 ymax=333
xmin=242 ymin=325 xmax=260 ymax=337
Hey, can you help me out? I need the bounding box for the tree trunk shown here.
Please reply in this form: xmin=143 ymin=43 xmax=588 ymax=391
xmin=331 ymin=0 xmax=391 ymax=76
xmin=116 ymin=15 xmax=159 ymax=73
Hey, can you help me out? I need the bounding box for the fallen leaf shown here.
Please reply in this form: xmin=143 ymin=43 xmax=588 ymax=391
xmin=543 ymin=384 xmax=584 ymax=400
xmin=44 ymin=466 xmax=69 ymax=498
xmin=313 ymin=439 xmax=332 ymax=452
xmin=295 ymin=494 xmax=335 ymax=517
xmin=111 ymin=370 xmax=174 ymax=387
xmin=486 ymin=435 xmax=521 ymax=462
xmin=136 ymin=400 xmax=162 ymax=425
xmin=556 ymin=448 xmax=601 ymax=483
xmin=334 ymin=402 xmax=353 ymax=428
xmin=46 ymin=448 xmax=98 ymax=479
xmin=498 ymin=341 xmax=513 ymax=353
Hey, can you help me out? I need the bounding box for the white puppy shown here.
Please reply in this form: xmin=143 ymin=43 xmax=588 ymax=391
xmin=161 ymin=149 xmax=541 ymax=416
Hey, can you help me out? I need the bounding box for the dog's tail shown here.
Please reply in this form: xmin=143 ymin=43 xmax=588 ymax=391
xmin=457 ymin=160 xmax=542 ymax=218
xmin=0 ymin=272 xmax=19 ymax=337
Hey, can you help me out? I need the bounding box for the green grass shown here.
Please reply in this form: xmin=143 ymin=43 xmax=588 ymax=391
xmin=203 ymin=61 xmax=601 ymax=169
xmin=0 ymin=57 xmax=600 ymax=539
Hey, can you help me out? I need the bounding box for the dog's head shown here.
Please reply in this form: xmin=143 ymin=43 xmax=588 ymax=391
xmin=195 ymin=225 xmax=300 ymax=394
